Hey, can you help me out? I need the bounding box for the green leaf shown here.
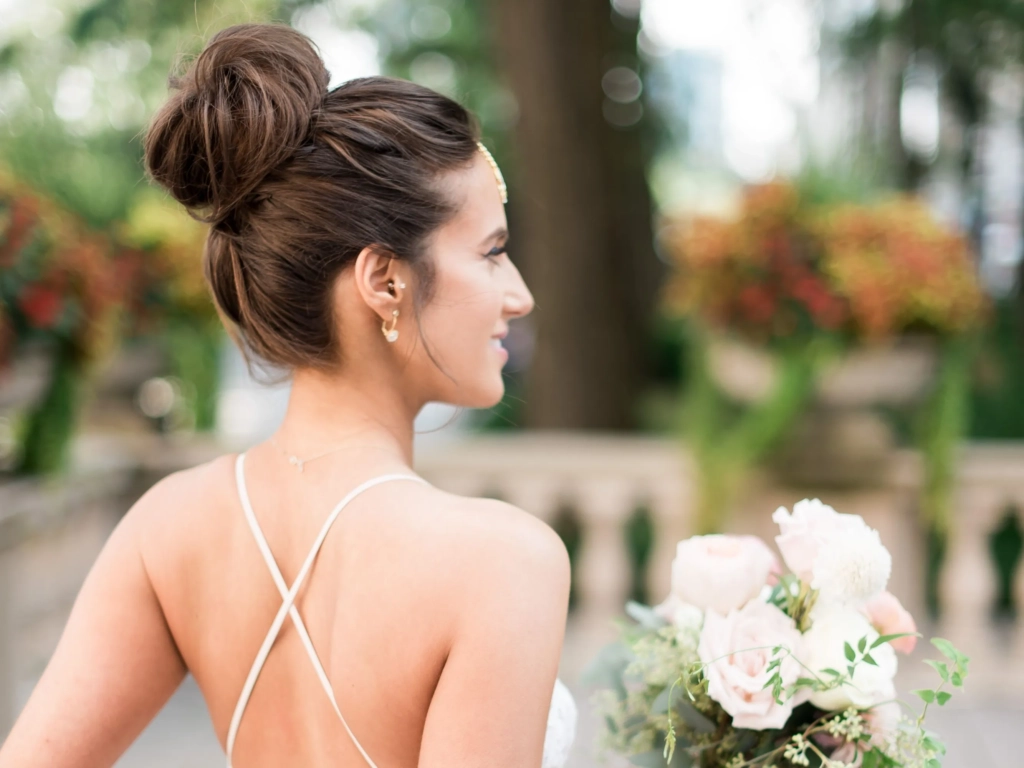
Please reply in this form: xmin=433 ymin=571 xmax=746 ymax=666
xmin=845 ymin=642 xmax=856 ymax=662
xmin=914 ymin=689 xmax=936 ymax=704
xmin=863 ymin=653 xmax=878 ymax=666
xmin=924 ymin=660 xmax=949 ymax=681
xmin=936 ymin=691 xmax=952 ymax=706
xmin=951 ymin=672 xmax=963 ymax=687
xmin=651 ymin=685 xmax=673 ymax=715
xmin=871 ymin=632 xmax=920 ymax=649
xmin=926 ymin=760 xmax=941 ymax=768
xmin=673 ymin=700 xmax=716 ymax=734
xmin=580 ymin=642 xmax=634 ymax=698
xmin=822 ymin=667 xmax=842 ymax=678
xmin=923 ymin=732 xmax=947 ymax=755
xmin=626 ymin=601 xmax=669 ymax=630
xmin=858 ymin=636 xmax=868 ymax=653
xmin=930 ymin=637 xmax=959 ymax=661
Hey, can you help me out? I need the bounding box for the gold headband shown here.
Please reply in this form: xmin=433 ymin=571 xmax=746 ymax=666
xmin=476 ymin=141 xmax=508 ymax=204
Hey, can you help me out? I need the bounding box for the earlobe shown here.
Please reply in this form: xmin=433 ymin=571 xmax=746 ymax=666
xmin=353 ymin=245 xmax=407 ymax=315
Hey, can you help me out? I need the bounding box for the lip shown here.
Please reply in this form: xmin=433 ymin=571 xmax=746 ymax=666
xmin=489 ymin=338 xmax=509 ymax=363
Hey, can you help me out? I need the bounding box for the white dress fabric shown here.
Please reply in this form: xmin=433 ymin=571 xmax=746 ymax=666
xmin=543 ymin=678 xmax=578 ymax=768
xmin=227 ymin=452 xmax=577 ymax=767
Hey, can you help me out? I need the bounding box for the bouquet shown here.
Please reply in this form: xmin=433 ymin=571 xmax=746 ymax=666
xmin=586 ymin=500 xmax=968 ymax=767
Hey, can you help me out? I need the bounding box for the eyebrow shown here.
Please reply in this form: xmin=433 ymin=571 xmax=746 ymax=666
xmin=479 ymin=227 xmax=509 ymax=246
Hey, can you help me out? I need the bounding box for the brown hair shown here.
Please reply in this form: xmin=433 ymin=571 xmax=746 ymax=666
xmin=144 ymin=23 xmax=480 ymax=372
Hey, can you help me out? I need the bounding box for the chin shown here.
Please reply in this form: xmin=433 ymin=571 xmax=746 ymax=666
xmin=461 ymin=379 xmax=506 ymax=410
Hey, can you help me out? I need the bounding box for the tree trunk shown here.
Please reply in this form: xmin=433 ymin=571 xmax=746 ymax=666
xmin=489 ymin=0 xmax=662 ymax=429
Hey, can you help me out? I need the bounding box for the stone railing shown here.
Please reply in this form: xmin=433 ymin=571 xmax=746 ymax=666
xmin=1 ymin=432 xmax=1021 ymax=736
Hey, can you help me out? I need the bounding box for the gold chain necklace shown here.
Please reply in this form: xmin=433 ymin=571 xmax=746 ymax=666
xmin=269 ymin=435 xmax=359 ymax=473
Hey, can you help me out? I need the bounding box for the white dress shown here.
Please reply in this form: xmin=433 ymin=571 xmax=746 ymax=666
xmin=226 ymin=453 xmax=577 ymax=767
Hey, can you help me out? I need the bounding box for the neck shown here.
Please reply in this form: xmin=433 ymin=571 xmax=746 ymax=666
xmin=274 ymin=366 xmax=419 ymax=470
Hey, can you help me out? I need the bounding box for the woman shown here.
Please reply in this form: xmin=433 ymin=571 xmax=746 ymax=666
xmin=0 ymin=22 xmax=576 ymax=768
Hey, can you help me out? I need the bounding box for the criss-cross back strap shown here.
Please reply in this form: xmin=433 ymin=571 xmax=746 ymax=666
xmin=226 ymin=452 xmax=428 ymax=768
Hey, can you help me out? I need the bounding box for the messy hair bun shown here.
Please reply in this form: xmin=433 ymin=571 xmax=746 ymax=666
xmin=146 ymin=23 xmax=329 ymax=228
xmin=143 ymin=23 xmax=480 ymax=372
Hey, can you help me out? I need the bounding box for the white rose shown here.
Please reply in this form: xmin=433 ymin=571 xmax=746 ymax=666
xmin=811 ymin=525 xmax=892 ymax=606
xmin=773 ymin=499 xmax=867 ymax=582
xmin=698 ymin=600 xmax=804 ymax=730
xmin=669 ymin=534 xmax=778 ymax=615
xmin=774 ymin=499 xmax=891 ymax=605
xmin=800 ymin=607 xmax=898 ymax=711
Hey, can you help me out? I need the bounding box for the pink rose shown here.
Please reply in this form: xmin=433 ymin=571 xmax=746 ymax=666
xmin=668 ymin=534 xmax=779 ymax=615
xmin=772 ymin=499 xmax=868 ymax=582
xmin=862 ymin=591 xmax=917 ymax=654
xmin=698 ymin=600 xmax=804 ymax=730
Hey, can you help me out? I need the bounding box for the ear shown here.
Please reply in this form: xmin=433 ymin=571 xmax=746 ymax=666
xmin=352 ymin=245 xmax=407 ymax=320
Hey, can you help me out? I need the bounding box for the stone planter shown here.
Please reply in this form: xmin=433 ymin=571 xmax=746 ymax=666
xmin=707 ymin=335 xmax=939 ymax=487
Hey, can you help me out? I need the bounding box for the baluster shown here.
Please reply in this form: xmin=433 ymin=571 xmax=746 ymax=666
xmin=645 ymin=478 xmax=692 ymax=607
xmin=939 ymin=485 xmax=1003 ymax=678
xmin=571 ymin=477 xmax=636 ymax=654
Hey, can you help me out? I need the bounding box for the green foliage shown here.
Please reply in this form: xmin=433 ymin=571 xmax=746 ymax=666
xmin=915 ymin=336 xmax=974 ymax=616
xmin=684 ymin=323 xmax=834 ymax=533
xmin=355 ymin=0 xmax=513 ymax=164
xmin=165 ymin=320 xmax=221 ymax=431
xmin=968 ymin=299 xmax=1024 ymax=439
xmin=16 ymin=339 xmax=82 ymax=474
xmin=0 ymin=0 xmax=279 ymax=226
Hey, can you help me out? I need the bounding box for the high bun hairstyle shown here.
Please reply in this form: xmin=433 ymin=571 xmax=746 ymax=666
xmin=144 ymin=23 xmax=481 ymax=372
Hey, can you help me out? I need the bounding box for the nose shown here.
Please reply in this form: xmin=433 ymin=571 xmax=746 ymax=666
xmin=504 ymin=263 xmax=535 ymax=319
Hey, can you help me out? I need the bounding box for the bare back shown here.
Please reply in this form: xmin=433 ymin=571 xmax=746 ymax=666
xmin=0 ymin=446 xmax=570 ymax=768
xmin=148 ymin=449 xmax=560 ymax=766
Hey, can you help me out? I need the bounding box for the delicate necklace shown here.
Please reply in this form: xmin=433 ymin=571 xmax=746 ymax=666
xmin=270 ymin=435 xmax=359 ymax=473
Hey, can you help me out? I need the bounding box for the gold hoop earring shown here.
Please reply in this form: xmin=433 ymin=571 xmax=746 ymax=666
xmin=382 ymin=309 xmax=399 ymax=342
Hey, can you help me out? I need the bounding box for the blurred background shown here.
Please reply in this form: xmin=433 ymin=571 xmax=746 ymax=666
xmin=0 ymin=0 xmax=1022 ymax=765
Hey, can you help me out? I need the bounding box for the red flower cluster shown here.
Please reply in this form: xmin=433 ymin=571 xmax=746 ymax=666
xmin=0 ymin=174 xmax=145 ymax=370
xmin=662 ymin=182 xmax=986 ymax=342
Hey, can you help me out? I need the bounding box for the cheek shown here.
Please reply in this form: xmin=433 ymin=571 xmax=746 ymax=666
xmin=430 ymin=271 xmax=503 ymax=340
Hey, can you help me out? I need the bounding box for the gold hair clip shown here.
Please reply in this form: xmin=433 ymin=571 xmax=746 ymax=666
xmin=476 ymin=141 xmax=508 ymax=204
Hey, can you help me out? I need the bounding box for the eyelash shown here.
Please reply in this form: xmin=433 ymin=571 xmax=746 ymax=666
xmin=485 ymin=245 xmax=508 ymax=261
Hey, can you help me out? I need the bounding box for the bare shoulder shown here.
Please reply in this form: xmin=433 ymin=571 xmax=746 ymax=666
xmin=124 ymin=453 xmax=239 ymax=559
xmin=414 ymin=490 xmax=571 ymax=596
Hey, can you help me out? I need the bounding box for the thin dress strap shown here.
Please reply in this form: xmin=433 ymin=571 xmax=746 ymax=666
xmin=226 ymin=452 xmax=428 ymax=768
